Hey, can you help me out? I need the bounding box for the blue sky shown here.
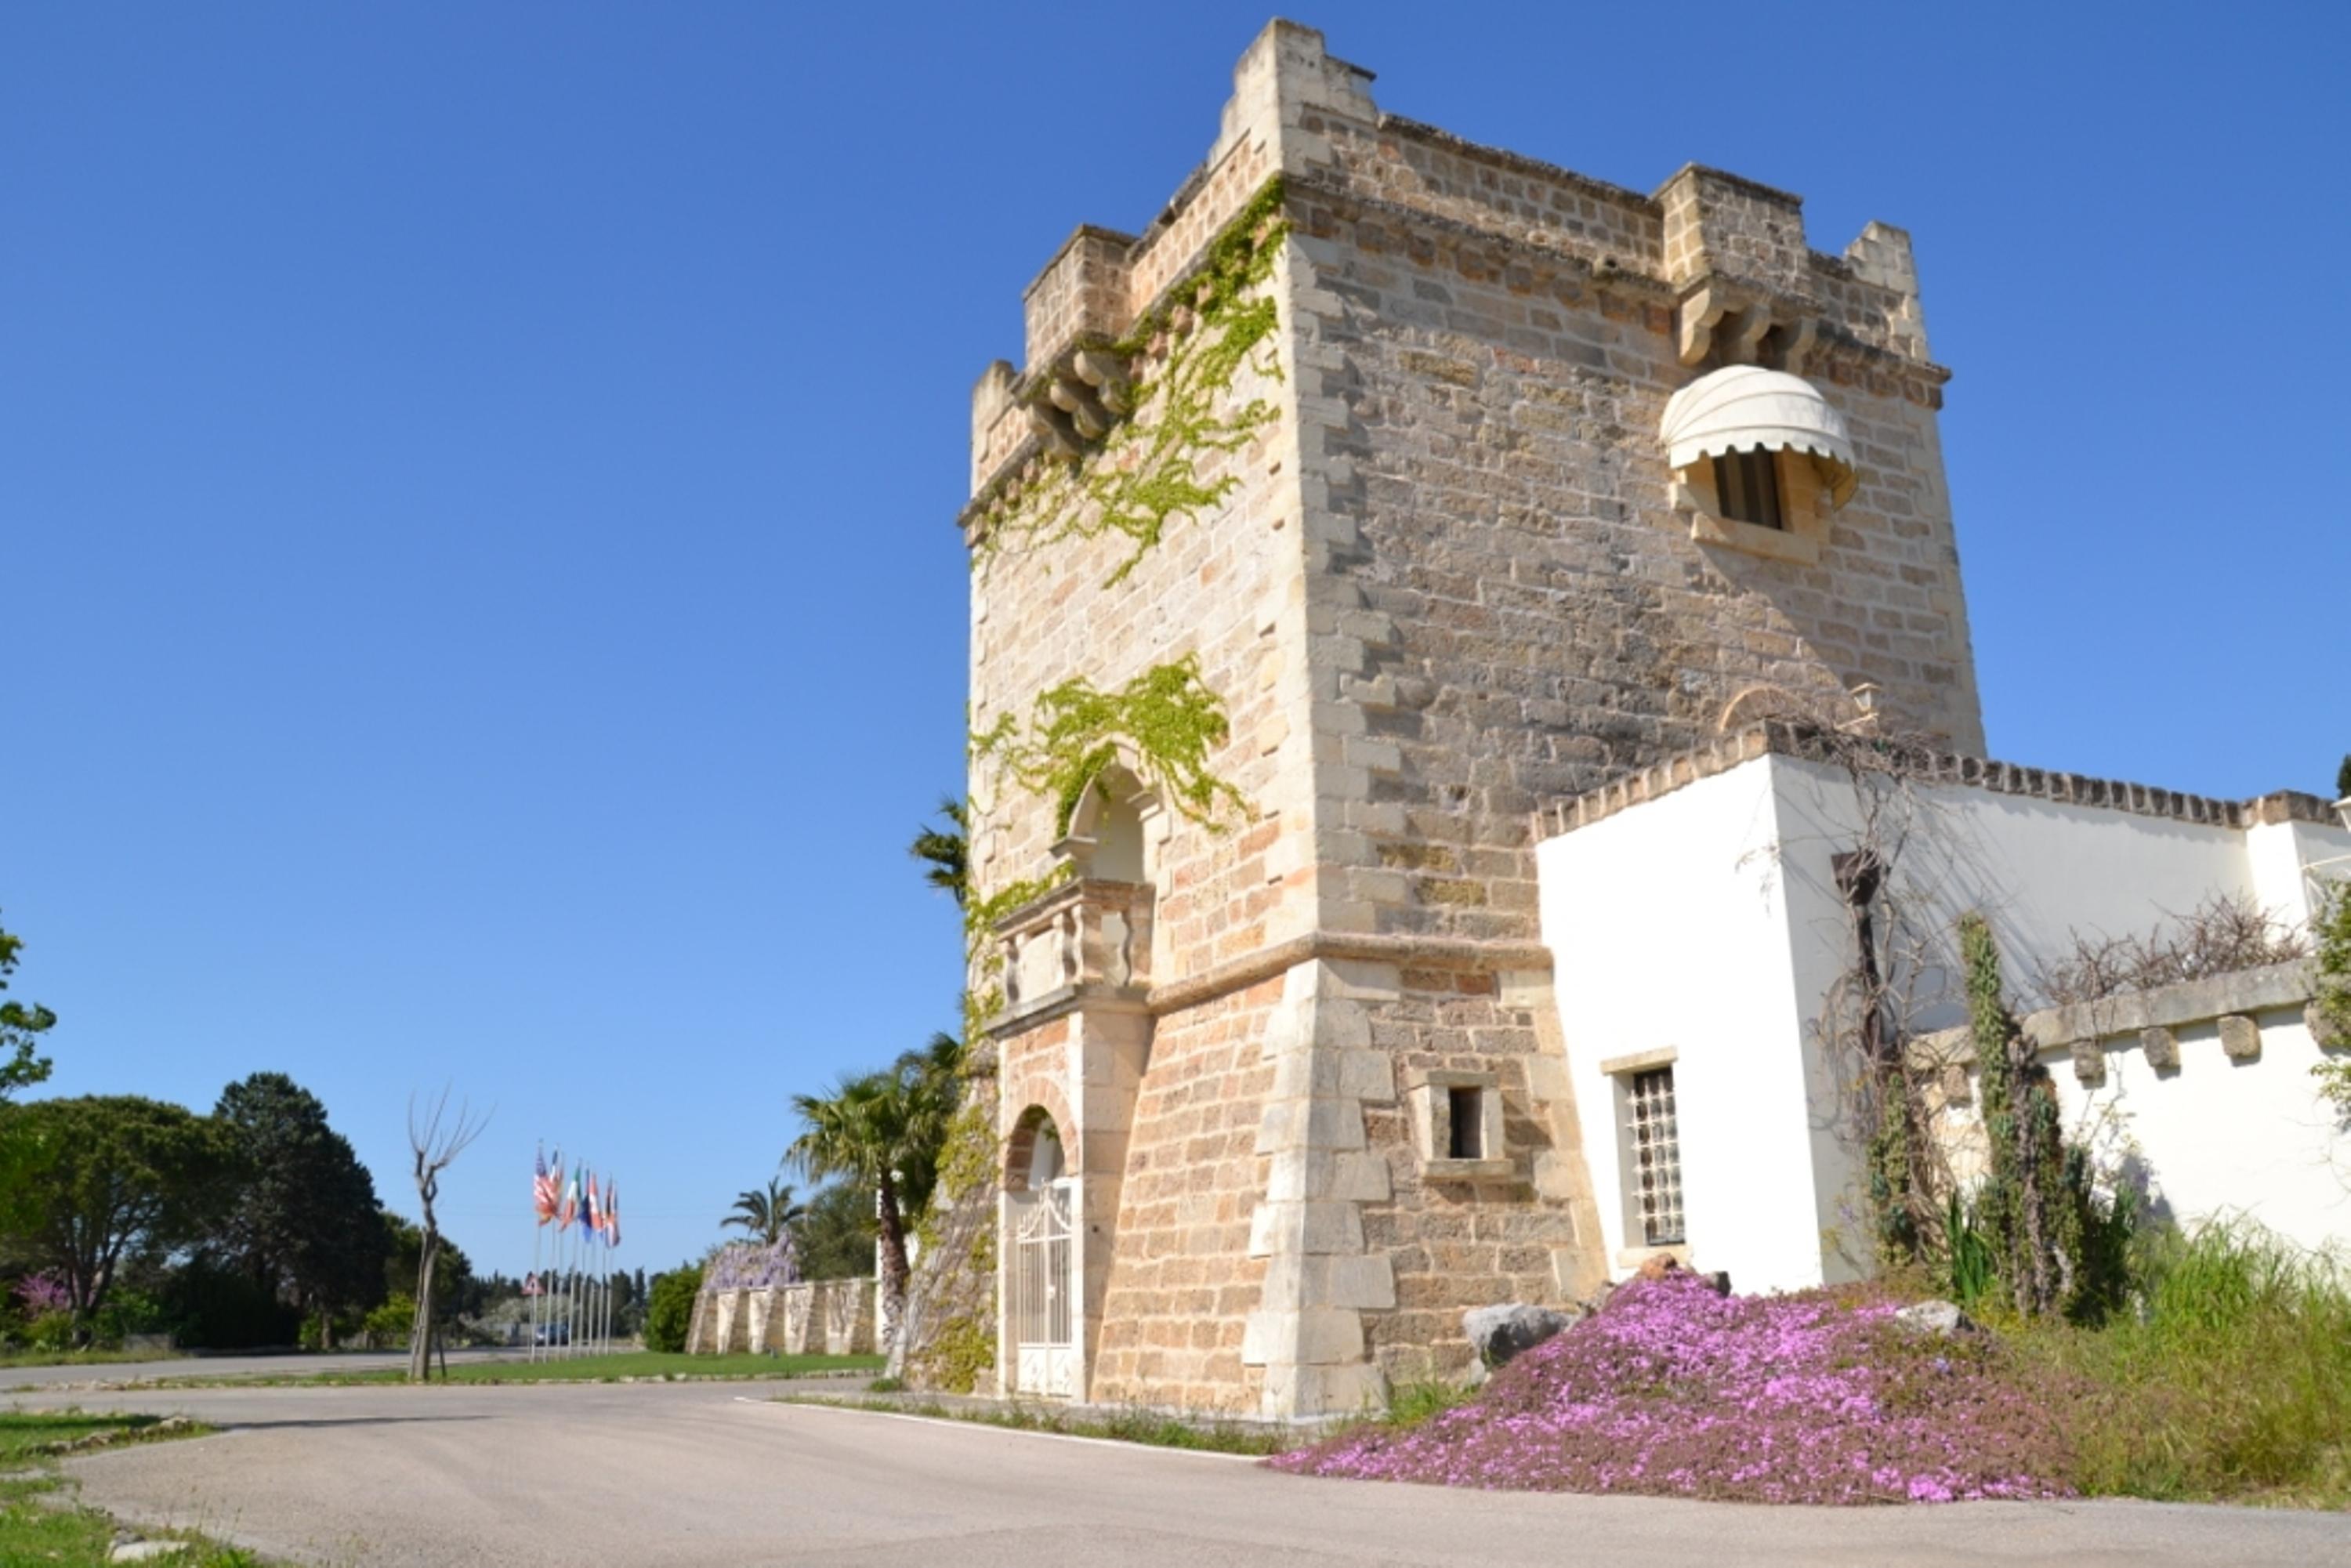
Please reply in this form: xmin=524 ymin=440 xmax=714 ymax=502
xmin=6 ymin=2 xmax=2346 ymax=1277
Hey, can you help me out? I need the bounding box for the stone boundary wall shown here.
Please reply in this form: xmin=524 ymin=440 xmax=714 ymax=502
xmin=1907 ymin=960 xmax=2349 ymax=1253
xmin=1910 ymin=960 xmax=2327 ymax=1084
xmin=683 ymin=1277 xmax=875 ymax=1358
xmin=1534 ymin=719 xmax=2339 ymax=842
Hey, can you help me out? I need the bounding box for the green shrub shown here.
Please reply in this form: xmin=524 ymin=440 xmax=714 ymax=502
xmin=361 ymin=1295 xmax=415 ymax=1349
xmin=24 ymin=1312 xmax=73 ymax=1352
xmin=158 ymin=1258 xmax=301 ymax=1350
xmin=643 ymin=1266 xmax=701 ymax=1353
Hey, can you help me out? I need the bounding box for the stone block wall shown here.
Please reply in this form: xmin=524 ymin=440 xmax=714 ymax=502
xmin=944 ymin=19 xmax=1990 ymax=1419
xmin=684 ymin=1279 xmax=876 ymax=1357
xmin=1084 ymin=976 xmax=1281 ymax=1413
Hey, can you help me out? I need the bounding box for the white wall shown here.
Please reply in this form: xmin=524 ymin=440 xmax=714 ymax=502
xmin=1537 ymin=751 xmax=2351 ymax=1293
xmin=1538 ymin=762 xmax=1837 ymax=1294
xmin=2040 ymin=1009 xmax=2349 ymax=1249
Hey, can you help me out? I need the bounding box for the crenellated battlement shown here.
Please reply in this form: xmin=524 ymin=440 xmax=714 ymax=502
xmin=970 ymin=20 xmax=1938 ymax=502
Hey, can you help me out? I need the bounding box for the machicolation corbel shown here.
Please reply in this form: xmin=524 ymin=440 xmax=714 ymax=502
xmin=1025 ymin=340 xmax=1137 ymax=458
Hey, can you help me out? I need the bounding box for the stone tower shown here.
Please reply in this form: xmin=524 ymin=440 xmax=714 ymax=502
xmin=954 ymin=20 xmax=1981 ymax=1418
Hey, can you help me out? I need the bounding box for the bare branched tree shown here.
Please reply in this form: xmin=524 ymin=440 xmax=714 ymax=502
xmin=1802 ymin=719 xmax=1960 ymax=1273
xmin=407 ymin=1086 xmax=491 ymax=1383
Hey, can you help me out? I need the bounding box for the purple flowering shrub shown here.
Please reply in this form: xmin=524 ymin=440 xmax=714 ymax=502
xmin=13 ymin=1273 xmax=71 ymax=1316
xmin=705 ymin=1237 xmax=800 ymax=1291
xmin=1270 ymin=1271 xmax=2081 ymax=1505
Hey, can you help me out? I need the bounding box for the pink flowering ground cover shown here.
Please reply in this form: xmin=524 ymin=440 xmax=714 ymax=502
xmin=1270 ymin=1271 xmax=2080 ymax=1505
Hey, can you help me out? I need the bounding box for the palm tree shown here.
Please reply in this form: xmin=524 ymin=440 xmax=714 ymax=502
xmin=786 ymin=1047 xmax=960 ymax=1349
xmin=889 ymin=1032 xmax=965 ymax=1219
xmin=721 ymin=1177 xmax=805 ymax=1248
xmin=907 ymin=796 xmax=967 ymax=908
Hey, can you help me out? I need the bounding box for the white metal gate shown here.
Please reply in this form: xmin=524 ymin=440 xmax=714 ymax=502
xmin=1009 ymin=1179 xmax=1076 ymax=1397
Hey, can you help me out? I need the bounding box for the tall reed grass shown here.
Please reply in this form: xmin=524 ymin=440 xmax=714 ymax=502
xmin=2011 ymin=1220 xmax=2351 ymax=1505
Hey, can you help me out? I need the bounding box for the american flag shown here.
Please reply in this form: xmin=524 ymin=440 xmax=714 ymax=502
xmin=533 ymin=1144 xmax=561 ymax=1226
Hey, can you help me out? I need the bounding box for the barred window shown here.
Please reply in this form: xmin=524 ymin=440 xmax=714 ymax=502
xmin=1627 ymin=1067 xmax=1685 ymax=1246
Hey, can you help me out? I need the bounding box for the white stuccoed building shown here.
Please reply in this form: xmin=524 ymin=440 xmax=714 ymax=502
xmin=1538 ymin=725 xmax=2351 ymax=1295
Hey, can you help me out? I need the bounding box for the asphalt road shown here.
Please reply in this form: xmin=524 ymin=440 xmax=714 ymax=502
xmin=31 ymin=1379 xmax=2351 ymax=1567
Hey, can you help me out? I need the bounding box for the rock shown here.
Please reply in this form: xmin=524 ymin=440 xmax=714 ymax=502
xmin=110 ymin=1542 xmax=190 ymax=1563
xmin=1628 ymin=1255 xmax=1730 ymax=1295
xmin=1893 ymin=1299 xmax=1977 ymax=1337
xmin=1463 ymin=1303 xmax=1581 ymax=1371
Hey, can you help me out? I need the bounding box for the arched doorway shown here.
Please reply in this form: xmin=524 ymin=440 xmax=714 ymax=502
xmin=1005 ymin=1107 xmax=1076 ymax=1396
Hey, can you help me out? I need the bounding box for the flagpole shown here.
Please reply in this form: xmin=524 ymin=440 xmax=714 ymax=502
xmin=556 ymin=1198 xmax=571 ymax=1360
xmin=566 ymin=1219 xmax=579 ymax=1360
xmin=572 ymin=1182 xmax=586 ymax=1360
xmin=527 ymin=1221 xmax=542 ymax=1364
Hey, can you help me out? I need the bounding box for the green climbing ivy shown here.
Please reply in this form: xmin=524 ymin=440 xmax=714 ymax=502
xmin=978 ymin=176 xmax=1290 ymax=586
xmin=1960 ymin=913 xmax=2135 ymax=1322
xmin=915 ymin=1313 xmax=997 ymax=1395
xmin=971 ymin=654 xmax=1247 ymax=840
xmin=2311 ymin=882 xmax=2351 ymax=1120
xmin=909 ymin=184 xmax=1283 ymax=1396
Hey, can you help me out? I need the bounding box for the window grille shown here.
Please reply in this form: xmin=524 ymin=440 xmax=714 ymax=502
xmin=1712 ymin=448 xmax=1784 ymax=531
xmin=1627 ymin=1067 xmax=1685 ymax=1245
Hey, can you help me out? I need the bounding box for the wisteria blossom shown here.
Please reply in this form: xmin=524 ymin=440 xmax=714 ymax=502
xmin=1270 ymin=1271 xmax=2078 ymax=1505
xmin=705 ymin=1237 xmax=801 ymax=1291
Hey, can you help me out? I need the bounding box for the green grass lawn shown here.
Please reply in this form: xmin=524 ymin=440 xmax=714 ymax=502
xmin=133 ymin=1349 xmax=886 ymax=1389
xmin=0 ymin=1412 xmax=261 ymax=1566
xmin=433 ymin=1351 xmax=882 ymax=1384
xmin=0 ymin=1346 xmax=185 ymax=1371
xmin=0 ymin=1410 xmax=179 ymax=1464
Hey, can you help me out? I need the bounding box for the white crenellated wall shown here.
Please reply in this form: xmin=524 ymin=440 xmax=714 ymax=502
xmin=1538 ymin=747 xmax=2351 ymax=1295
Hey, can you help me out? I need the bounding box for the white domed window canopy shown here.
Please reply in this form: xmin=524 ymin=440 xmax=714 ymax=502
xmin=1660 ymin=367 xmax=1857 ymax=511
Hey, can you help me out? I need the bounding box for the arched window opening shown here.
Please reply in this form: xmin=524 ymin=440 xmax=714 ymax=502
xmin=1063 ymin=768 xmax=1149 ymax=883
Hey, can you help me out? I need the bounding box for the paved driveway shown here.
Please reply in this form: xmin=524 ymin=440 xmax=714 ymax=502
xmin=32 ymin=1380 xmax=2351 ymax=1567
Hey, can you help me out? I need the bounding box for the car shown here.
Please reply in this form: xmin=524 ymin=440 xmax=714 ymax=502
xmin=534 ymin=1322 xmax=570 ymax=1346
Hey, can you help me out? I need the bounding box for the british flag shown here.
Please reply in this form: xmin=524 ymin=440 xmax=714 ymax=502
xmin=533 ymin=1144 xmax=562 ymax=1226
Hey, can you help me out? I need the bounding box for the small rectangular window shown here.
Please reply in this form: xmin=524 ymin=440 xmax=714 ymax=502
xmin=1626 ymin=1068 xmax=1685 ymax=1245
xmin=1712 ymin=449 xmax=1784 ymax=531
xmin=1447 ymin=1086 xmax=1483 ymax=1159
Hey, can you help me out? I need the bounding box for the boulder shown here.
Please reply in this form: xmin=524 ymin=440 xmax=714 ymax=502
xmin=1628 ymin=1255 xmax=1730 ymax=1296
xmin=1893 ymin=1299 xmax=1978 ymax=1337
xmin=1463 ymin=1303 xmax=1581 ymax=1372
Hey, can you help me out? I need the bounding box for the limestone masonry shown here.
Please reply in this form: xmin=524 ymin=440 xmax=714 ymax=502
xmin=927 ymin=19 xmax=2161 ymax=1421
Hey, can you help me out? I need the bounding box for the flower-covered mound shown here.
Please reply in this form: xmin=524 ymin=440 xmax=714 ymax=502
xmin=1270 ymin=1272 xmax=2077 ymax=1505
